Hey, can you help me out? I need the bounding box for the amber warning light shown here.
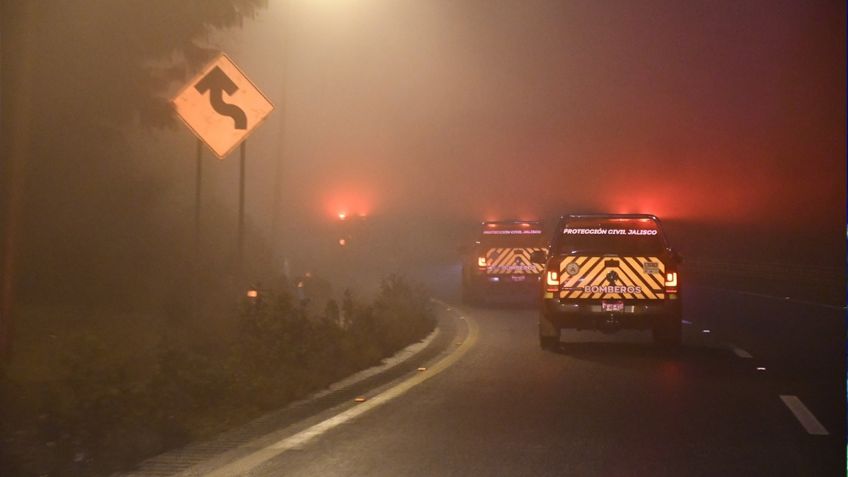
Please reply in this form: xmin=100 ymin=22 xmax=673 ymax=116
xmin=545 ymin=271 xmax=559 ymax=292
xmin=665 ymin=272 xmax=678 ymax=293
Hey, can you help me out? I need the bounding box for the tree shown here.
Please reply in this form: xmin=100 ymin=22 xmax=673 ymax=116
xmin=0 ymin=0 xmax=269 ymax=357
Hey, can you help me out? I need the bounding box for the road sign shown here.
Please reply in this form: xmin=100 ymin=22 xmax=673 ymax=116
xmin=172 ymin=53 xmax=274 ymax=159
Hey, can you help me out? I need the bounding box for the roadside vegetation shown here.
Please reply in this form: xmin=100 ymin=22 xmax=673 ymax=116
xmin=0 ymin=275 xmax=435 ymax=477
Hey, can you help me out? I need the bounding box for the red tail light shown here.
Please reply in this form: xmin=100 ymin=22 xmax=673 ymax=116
xmin=545 ymin=270 xmax=559 ymax=292
xmin=477 ymin=256 xmax=487 ymax=269
xmin=665 ymin=271 xmax=678 ymax=293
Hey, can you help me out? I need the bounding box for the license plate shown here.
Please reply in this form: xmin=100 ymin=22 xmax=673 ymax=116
xmin=510 ymin=275 xmax=527 ymax=282
xmin=602 ymin=301 xmax=624 ymax=312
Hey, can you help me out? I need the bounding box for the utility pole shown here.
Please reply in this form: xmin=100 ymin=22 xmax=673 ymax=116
xmin=0 ymin=1 xmax=35 ymax=361
xmin=270 ymin=0 xmax=291 ymax=271
xmin=193 ymin=139 xmax=202 ymax=318
xmin=237 ymin=141 xmax=247 ymax=284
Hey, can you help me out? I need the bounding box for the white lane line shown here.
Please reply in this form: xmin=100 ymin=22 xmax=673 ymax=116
xmin=779 ymin=395 xmax=829 ymax=436
xmin=730 ymin=345 xmax=753 ymax=359
xmin=199 ymin=306 xmax=479 ymax=477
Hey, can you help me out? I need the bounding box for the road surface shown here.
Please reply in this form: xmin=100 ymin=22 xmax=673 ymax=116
xmin=149 ymin=282 xmax=844 ymax=477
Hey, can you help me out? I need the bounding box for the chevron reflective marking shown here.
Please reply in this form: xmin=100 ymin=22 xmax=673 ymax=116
xmin=568 ymin=257 xmax=609 ymax=299
xmin=557 ymin=255 xmax=578 ymax=274
xmin=485 ymin=247 xmax=546 ymax=275
xmin=611 ymin=267 xmax=638 ymax=299
xmin=626 ymin=256 xmax=665 ymax=289
xmin=487 ymin=248 xmax=511 ymax=270
xmin=560 ymin=256 xmax=595 ymax=289
xmin=564 ymin=256 xmax=599 ymax=294
xmin=639 ymin=257 xmax=667 ymax=289
xmin=617 ymin=260 xmax=657 ymax=299
xmin=617 ymin=258 xmax=656 ymax=299
xmin=559 ymin=256 xmax=595 ymax=294
xmin=557 ymin=255 xmax=666 ymax=300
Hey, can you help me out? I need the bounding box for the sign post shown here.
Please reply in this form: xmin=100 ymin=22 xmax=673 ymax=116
xmin=172 ymin=53 xmax=274 ymax=287
xmin=194 ymin=139 xmax=204 ymax=259
xmin=194 ymin=139 xmax=202 ymax=316
xmin=238 ymin=141 xmax=247 ymax=279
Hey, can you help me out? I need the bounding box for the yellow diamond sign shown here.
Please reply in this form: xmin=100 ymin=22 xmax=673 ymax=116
xmin=172 ymin=53 xmax=274 ymax=159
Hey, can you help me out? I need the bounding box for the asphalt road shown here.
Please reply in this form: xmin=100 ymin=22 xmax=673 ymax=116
xmin=201 ymin=283 xmax=844 ymax=477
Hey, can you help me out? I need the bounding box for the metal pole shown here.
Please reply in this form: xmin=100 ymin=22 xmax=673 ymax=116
xmin=271 ymin=126 xmax=283 ymax=266
xmin=195 ymin=140 xmax=203 ymax=259
xmin=193 ymin=139 xmax=202 ymax=317
xmin=238 ymin=141 xmax=246 ymax=282
xmin=270 ymin=0 xmax=290 ymax=270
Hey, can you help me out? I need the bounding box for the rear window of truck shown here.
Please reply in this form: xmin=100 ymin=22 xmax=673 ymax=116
xmin=557 ymin=218 xmax=666 ymax=255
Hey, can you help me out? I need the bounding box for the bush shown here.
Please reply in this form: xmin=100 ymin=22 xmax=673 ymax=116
xmin=0 ymin=274 xmax=435 ymax=477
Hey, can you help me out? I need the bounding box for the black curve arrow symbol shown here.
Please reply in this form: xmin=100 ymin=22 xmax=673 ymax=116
xmin=194 ymin=66 xmax=248 ymax=130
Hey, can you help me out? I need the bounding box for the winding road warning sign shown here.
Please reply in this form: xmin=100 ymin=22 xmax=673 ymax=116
xmin=172 ymin=53 xmax=274 ymax=159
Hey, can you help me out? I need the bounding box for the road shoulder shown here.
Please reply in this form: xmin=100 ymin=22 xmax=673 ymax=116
xmin=120 ymin=302 xmax=462 ymax=477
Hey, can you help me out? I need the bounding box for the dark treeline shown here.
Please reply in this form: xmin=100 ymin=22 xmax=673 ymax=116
xmin=2 ymin=0 xmax=268 ymax=314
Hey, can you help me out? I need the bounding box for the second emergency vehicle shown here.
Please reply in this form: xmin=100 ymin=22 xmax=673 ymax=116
xmin=461 ymin=220 xmax=547 ymax=304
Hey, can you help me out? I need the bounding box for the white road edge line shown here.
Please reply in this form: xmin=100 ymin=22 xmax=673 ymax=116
xmin=779 ymin=395 xmax=829 ymax=436
xmin=309 ymin=328 xmax=439 ymax=401
xmin=199 ymin=304 xmax=479 ymax=477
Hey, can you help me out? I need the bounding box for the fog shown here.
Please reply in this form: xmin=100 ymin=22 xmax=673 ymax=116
xmin=233 ymin=0 xmax=844 ymax=223
xmin=2 ymin=0 xmax=845 ymax=310
xmin=1 ymin=5 xmax=844 ymax=475
xmin=230 ymin=1 xmax=845 ymax=265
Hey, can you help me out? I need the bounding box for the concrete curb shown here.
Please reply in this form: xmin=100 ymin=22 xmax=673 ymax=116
xmin=119 ymin=319 xmax=445 ymax=477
